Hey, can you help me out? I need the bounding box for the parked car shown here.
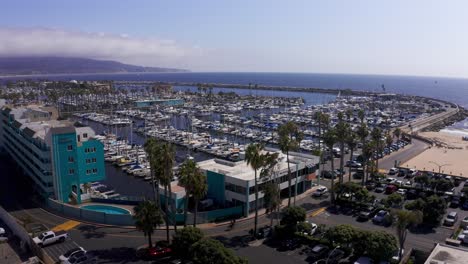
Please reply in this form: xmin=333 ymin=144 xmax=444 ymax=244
xmin=322 ymin=171 xmax=336 ymax=179
xmin=444 ymin=212 xmax=458 ymax=226
xmin=407 ymin=189 xmax=419 ymax=200
xmin=365 ymin=181 xmax=376 ymax=190
xmin=396 ymin=189 xmax=407 ymax=196
xmin=59 ymin=247 xmax=86 ymax=263
xmin=62 ymin=252 xmax=94 ymax=264
xmin=280 ymin=238 xmax=301 ymax=251
xmin=257 ymin=226 xmax=272 ymax=238
xmin=375 ymin=186 xmax=385 ymax=193
xmin=462 ymin=201 xmax=468 ymax=210
xmin=372 ymin=210 xmax=389 ymax=225
xmin=327 ymin=248 xmax=345 ymax=264
xmin=385 ymin=185 xmax=398 ymax=194
xmin=450 ymin=196 xmax=461 ymax=208
xmin=313 ymin=187 xmax=328 ymax=197
xmin=137 ymin=241 xmax=172 ymax=259
xmin=33 ymin=231 xmax=68 ymax=247
xmin=462 ymin=216 xmax=468 ymax=228
xmin=357 ymin=206 xmax=377 ymax=221
xmin=0 ymin=227 xmax=7 ymax=242
xmin=307 ymin=244 xmax=329 ymax=262
xmin=388 ymin=168 xmax=398 ymax=175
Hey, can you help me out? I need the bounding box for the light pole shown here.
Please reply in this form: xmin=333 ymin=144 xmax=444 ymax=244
xmin=325 ymin=245 xmax=341 ymax=264
xmin=429 ymin=161 xmax=451 ymax=174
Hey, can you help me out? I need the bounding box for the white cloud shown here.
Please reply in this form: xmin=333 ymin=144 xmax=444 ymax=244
xmin=0 ymin=27 xmax=196 ymax=68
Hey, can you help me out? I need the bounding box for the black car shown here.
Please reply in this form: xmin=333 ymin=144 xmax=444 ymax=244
xmin=322 ymin=171 xmax=337 ymax=179
xmin=307 ymin=244 xmax=330 ymax=262
xmin=407 ymin=189 xmax=419 ymax=200
xmin=327 ymin=249 xmax=345 ymax=264
xmin=257 ymin=226 xmax=272 ymax=239
xmin=462 ymin=201 xmax=468 ymax=210
xmin=450 ymin=196 xmax=461 ymax=208
xmin=280 ymin=238 xmax=301 ymax=251
xmin=365 ymin=181 xmax=376 ymax=190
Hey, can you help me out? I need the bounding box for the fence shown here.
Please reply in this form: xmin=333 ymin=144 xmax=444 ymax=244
xmin=90 ymin=195 xmax=143 ymax=206
xmin=46 ymin=199 xmax=135 ymax=226
xmin=0 ymin=206 xmax=54 ymax=264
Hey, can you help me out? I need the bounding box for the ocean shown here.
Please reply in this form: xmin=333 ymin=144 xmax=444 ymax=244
xmin=3 ymin=72 xmax=468 ymax=108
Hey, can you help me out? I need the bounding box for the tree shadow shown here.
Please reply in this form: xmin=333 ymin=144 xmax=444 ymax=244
xmin=409 ymin=224 xmax=437 ymax=234
xmin=213 ymin=234 xmax=253 ymax=249
xmin=77 ymin=225 xmax=107 ymax=239
xmin=89 ymin=247 xmax=139 ymax=263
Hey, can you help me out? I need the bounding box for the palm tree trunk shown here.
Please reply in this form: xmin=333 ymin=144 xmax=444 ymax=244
xmin=254 ymin=170 xmax=258 ymax=237
xmin=330 ymin=147 xmax=335 ymax=205
xmin=168 ymin=182 xmax=177 ymax=231
xmin=148 ymin=232 xmax=152 ymax=248
xmin=287 ymin=152 xmax=292 ymax=207
xmin=184 ymin=192 xmax=189 ymax=227
xmin=164 ymin=185 xmax=170 ymax=243
xmin=348 ymin=147 xmax=354 ymax=182
xmin=151 ymin=168 xmax=157 ymax=202
xmin=193 ymin=199 xmax=199 ymax=227
xmin=340 ymin=142 xmax=345 ymax=184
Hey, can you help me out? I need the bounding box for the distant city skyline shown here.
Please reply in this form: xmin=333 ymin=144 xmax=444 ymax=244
xmin=1 ymin=0 xmax=468 ymax=78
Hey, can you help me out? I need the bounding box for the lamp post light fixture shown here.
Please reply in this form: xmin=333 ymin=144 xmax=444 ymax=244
xmin=429 ymin=161 xmax=451 ymax=174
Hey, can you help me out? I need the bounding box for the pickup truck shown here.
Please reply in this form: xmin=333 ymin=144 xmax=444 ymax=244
xmin=33 ymin=230 xmax=68 ymax=247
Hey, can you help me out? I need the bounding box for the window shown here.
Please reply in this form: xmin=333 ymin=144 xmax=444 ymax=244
xmin=67 ymin=145 xmax=73 ymax=151
xmin=93 ymin=147 xmax=96 ymax=152
xmin=68 ymin=156 xmax=74 ymax=163
xmin=92 ymin=168 xmax=97 ymax=174
xmin=92 ymin=158 xmax=96 ymax=163
xmin=68 ymin=169 xmax=75 ymax=175
xmin=83 ymin=133 xmax=88 ymax=138
xmin=86 ymin=169 xmax=90 ymax=175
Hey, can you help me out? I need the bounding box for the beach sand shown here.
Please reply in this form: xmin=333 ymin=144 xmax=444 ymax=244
xmin=401 ymin=131 xmax=468 ymax=177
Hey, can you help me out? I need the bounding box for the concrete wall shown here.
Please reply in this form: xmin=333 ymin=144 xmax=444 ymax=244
xmin=47 ymin=199 xmax=135 ymax=226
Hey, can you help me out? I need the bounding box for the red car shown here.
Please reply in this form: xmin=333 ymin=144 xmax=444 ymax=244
xmin=138 ymin=241 xmax=172 ymax=259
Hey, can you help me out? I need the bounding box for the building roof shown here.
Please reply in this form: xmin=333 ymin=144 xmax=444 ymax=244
xmin=197 ymin=148 xmax=319 ymax=182
xmin=424 ymin=243 xmax=468 ymax=264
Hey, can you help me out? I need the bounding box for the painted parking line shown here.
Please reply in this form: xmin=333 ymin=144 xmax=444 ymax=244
xmin=310 ymin=207 xmax=326 ymax=217
xmin=51 ymin=220 xmax=80 ymax=232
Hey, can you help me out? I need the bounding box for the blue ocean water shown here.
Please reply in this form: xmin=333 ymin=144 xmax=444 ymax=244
xmin=3 ymin=72 xmax=468 ymax=107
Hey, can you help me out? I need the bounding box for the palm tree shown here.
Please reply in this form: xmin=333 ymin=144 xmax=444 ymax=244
xmin=245 ymin=143 xmax=266 ymax=238
xmin=323 ymin=128 xmax=337 ymax=205
xmin=144 ymin=138 xmax=161 ymax=203
xmin=159 ymin=142 xmax=177 ymax=238
xmin=335 ymin=112 xmax=349 ymax=184
xmin=393 ymin=127 xmax=402 ymax=141
xmin=313 ymin=111 xmax=323 ymax=151
xmin=371 ymin=127 xmax=383 ymax=170
xmin=192 ymin=172 xmax=208 ymax=227
xmin=391 ymin=209 xmax=423 ymax=261
xmin=278 ymin=121 xmax=304 ymax=206
xmin=345 ymin=131 xmax=357 ymax=182
xmin=178 ymin=159 xmax=205 ymax=227
xmin=263 ymin=182 xmax=280 ymax=227
xmin=356 ymin=122 xmax=369 ymax=185
xmin=133 ymin=200 xmax=163 ymax=248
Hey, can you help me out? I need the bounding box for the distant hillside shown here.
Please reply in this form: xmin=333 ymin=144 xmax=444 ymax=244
xmin=0 ymin=57 xmax=189 ymax=75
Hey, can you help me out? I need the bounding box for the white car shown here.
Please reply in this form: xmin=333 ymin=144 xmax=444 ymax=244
xmin=59 ymin=247 xmax=86 ymax=263
xmin=388 ymin=168 xmax=398 ymax=175
xmin=396 ymin=189 xmax=407 ymax=196
xmin=313 ymin=187 xmax=328 ymax=197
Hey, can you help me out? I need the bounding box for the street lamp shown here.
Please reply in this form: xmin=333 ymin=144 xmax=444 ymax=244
xmin=429 ymin=161 xmax=451 ymax=174
xmin=325 ymin=245 xmax=341 ymax=264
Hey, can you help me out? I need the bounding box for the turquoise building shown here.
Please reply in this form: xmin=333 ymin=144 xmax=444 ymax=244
xmin=0 ymin=105 xmax=105 ymax=204
xmin=135 ymin=98 xmax=184 ymax=108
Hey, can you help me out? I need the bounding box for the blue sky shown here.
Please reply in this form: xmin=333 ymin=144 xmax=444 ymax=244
xmin=1 ymin=0 xmax=468 ymax=77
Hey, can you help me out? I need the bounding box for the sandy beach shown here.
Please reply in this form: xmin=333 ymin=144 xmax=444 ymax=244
xmin=401 ymin=131 xmax=468 ymax=177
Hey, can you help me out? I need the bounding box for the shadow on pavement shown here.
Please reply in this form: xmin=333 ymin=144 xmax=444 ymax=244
xmin=214 ymin=234 xmax=254 ymax=249
xmin=89 ymin=247 xmax=139 ymax=263
xmin=78 ymin=225 xmax=107 ymax=239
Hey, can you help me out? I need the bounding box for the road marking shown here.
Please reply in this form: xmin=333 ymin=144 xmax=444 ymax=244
xmin=51 ymin=220 xmax=80 ymax=232
xmin=310 ymin=207 xmax=326 ymax=217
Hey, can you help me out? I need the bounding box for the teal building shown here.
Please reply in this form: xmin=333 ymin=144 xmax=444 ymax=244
xmin=0 ymin=106 xmax=105 ymax=204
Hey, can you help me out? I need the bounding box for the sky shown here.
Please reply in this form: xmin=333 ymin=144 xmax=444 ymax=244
xmin=1 ymin=0 xmax=468 ymax=77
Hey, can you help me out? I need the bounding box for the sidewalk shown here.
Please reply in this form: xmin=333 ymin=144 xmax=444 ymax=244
xmin=0 ymin=242 xmax=22 ymax=264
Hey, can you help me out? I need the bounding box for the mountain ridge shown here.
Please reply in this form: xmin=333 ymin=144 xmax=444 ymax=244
xmin=0 ymin=57 xmax=188 ymax=75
